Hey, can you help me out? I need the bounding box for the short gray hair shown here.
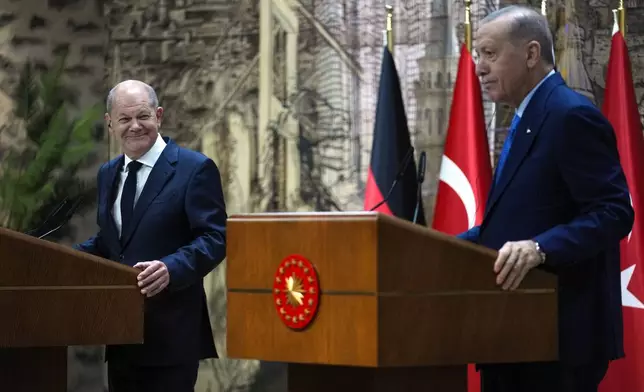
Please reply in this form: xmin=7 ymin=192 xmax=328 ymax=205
xmin=106 ymin=80 xmax=159 ymax=114
xmin=480 ymin=5 xmax=554 ymax=66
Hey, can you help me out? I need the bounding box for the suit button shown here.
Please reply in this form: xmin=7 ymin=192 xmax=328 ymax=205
xmin=119 ymin=254 xmax=124 ymax=260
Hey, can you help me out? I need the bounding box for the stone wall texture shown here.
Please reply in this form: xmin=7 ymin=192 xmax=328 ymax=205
xmin=0 ymin=0 xmax=107 ymax=391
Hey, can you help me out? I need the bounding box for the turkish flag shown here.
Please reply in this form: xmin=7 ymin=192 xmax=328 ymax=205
xmin=432 ymin=44 xmax=492 ymax=391
xmin=599 ymin=21 xmax=644 ymax=392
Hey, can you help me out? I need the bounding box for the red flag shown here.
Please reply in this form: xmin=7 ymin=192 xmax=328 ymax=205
xmin=432 ymin=44 xmax=492 ymax=391
xmin=364 ymin=46 xmax=425 ymax=224
xmin=599 ymin=19 xmax=644 ymax=392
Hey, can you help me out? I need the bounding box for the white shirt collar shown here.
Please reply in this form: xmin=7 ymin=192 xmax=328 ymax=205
xmin=516 ymin=69 xmax=556 ymax=118
xmin=123 ymin=133 xmax=167 ymax=170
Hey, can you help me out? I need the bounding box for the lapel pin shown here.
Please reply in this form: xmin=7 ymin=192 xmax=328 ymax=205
xmin=526 ymin=128 xmax=531 ymax=134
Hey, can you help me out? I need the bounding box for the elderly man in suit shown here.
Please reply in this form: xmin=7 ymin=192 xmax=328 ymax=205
xmin=75 ymin=80 xmax=227 ymax=392
xmin=457 ymin=5 xmax=634 ymax=392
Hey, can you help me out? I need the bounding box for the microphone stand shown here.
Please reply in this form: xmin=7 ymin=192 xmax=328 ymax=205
xmin=412 ymin=151 xmax=426 ymax=224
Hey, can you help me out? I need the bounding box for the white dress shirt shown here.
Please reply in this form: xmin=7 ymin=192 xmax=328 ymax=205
xmin=515 ymin=69 xmax=556 ymax=118
xmin=112 ymin=134 xmax=167 ymax=237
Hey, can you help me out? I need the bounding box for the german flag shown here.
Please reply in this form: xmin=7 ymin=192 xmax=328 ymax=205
xmin=363 ymin=46 xmax=425 ymax=225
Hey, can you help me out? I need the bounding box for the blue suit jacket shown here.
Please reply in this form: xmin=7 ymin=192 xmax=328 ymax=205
xmin=458 ymin=73 xmax=633 ymax=365
xmin=75 ymin=137 xmax=227 ymax=366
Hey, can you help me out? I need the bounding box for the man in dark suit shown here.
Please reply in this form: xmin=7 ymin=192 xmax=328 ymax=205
xmin=457 ymin=5 xmax=634 ymax=392
xmin=74 ymin=80 xmax=227 ymax=392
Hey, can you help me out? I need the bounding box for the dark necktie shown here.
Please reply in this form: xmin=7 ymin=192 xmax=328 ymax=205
xmin=120 ymin=161 xmax=143 ymax=236
xmin=494 ymin=114 xmax=521 ymax=184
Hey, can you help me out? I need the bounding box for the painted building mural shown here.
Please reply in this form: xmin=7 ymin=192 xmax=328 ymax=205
xmin=0 ymin=0 xmax=643 ymax=390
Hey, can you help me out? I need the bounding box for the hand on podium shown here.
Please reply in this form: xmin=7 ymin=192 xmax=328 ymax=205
xmin=134 ymin=260 xmax=170 ymax=297
xmin=493 ymin=240 xmax=545 ymax=291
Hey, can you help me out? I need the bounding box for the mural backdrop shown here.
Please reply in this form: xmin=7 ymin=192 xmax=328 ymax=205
xmin=0 ymin=0 xmax=642 ymax=390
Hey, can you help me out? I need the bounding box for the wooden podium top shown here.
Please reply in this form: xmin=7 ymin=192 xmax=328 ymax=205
xmin=226 ymin=212 xmax=558 ymax=367
xmin=0 ymin=227 xmax=143 ymax=348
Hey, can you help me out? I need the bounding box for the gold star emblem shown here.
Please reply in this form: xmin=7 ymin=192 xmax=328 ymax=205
xmin=285 ymin=274 xmax=305 ymax=306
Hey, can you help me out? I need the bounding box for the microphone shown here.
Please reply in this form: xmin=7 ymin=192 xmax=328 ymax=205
xmin=413 ymin=151 xmax=427 ymax=224
xmin=369 ymin=146 xmax=415 ymax=212
xmin=24 ymin=197 xmax=70 ymax=237
xmin=38 ymin=196 xmax=84 ymax=240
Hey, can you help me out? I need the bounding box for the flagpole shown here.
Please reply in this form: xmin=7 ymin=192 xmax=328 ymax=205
xmin=619 ymin=0 xmax=625 ymax=35
xmin=386 ymin=4 xmax=394 ymax=53
xmin=465 ymin=0 xmax=472 ymax=51
xmin=540 ymin=0 xmax=557 ymax=68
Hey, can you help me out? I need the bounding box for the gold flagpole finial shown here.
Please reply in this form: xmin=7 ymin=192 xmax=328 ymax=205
xmin=386 ymin=5 xmax=394 ymax=53
xmin=465 ymin=0 xmax=472 ymax=51
xmin=618 ymin=0 xmax=625 ymax=35
xmin=541 ymin=0 xmax=547 ymax=16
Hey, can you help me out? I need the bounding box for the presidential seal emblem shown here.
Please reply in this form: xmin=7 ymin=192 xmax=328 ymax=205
xmin=273 ymin=254 xmax=320 ymax=330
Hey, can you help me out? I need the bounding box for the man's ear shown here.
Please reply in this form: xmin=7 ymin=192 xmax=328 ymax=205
xmin=526 ymin=40 xmax=541 ymax=69
xmin=104 ymin=113 xmax=113 ymax=135
xmin=156 ymin=107 xmax=164 ymax=126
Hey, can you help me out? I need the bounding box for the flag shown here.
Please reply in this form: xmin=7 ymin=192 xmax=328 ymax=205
xmin=432 ymin=44 xmax=492 ymax=392
xmin=432 ymin=44 xmax=492 ymax=235
xmin=598 ymin=17 xmax=644 ymax=392
xmin=363 ymin=46 xmax=425 ymax=225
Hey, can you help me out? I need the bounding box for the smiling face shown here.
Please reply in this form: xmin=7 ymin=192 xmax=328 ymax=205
xmin=473 ymin=16 xmax=543 ymax=107
xmin=106 ymin=83 xmax=163 ymax=160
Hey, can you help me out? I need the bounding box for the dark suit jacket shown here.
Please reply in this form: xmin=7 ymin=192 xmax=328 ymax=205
xmin=75 ymin=137 xmax=227 ymax=367
xmin=458 ymin=73 xmax=634 ymax=366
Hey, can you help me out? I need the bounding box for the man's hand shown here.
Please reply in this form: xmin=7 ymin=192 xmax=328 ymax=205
xmin=494 ymin=240 xmax=544 ymax=291
xmin=134 ymin=260 xmax=170 ymax=297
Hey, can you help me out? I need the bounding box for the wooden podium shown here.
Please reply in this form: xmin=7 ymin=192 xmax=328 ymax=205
xmin=227 ymin=212 xmax=558 ymax=392
xmin=0 ymin=227 xmax=144 ymax=391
